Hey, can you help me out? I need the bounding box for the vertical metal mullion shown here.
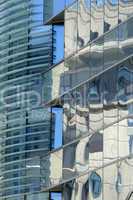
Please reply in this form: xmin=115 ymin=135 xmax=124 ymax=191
xmin=50 ymin=106 xmax=53 ymax=151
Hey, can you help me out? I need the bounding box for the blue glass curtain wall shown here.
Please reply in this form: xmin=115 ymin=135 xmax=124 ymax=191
xmin=0 ymin=0 xmax=53 ymax=198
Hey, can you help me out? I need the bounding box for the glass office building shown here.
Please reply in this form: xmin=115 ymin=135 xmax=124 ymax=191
xmin=1 ymin=0 xmax=133 ymax=199
xmin=42 ymin=0 xmax=133 ymax=200
xmin=0 ymin=0 xmax=54 ymax=199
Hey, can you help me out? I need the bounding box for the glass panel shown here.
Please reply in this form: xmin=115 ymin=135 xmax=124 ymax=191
xmin=119 ymin=0 xmax=133 ymax=23
xmin=26 ymin=157 xmax=40 ymax=177
xmin=89 ymin=77 xmax=103 ymax=133
xmin=103 ymin=67 xmax=119 ymax=164
xmin=118 ymin=64 xmax=133 ymax=158
xmin=76 ymin=84 xmax=89 ymax=138
xmin=51 ymin=192 xmax=62 ymax=200
xmin=104 ymin=0 xmax=118 ymax=32
xmin=66 ymin=0 xmax=76 ymax=7
xmin=63 ymin=133 xmax=103 ymax=179
xmin=104 ymin=27 xmax=119 ymax=69
xmin=64 ymin=45 xmax=90 ymax=90
xmin=103 ymin=67 xmax=118 ymax=128
xmin=120 ymin=17 xmax=133 ymax=58
xmin=88 ymin=75 xmax=104 ymax=172
xmin=27 ymin=192 xmax=49 ymax=200
xmin=43 ymin=61 xmax=65 ymax=103
xmin=53 ymin=0 xmax=65 ymax=16
xmin=53 ymin=25 xmax=64 ymax=64
xmin=63 ymin=92 xmax=76 ymax=144
xmin=52 ymin=107 xmax=63 ymax=149
xmin=41 ymin=149 xmax=63 ymax=188
xmin=117 ymin=64 xmax=131 ymax=119
xmin=104 ymin=122 xmax=119 ymax=164
xmin=64 ymin=56 xmax=79 ymax=91
xmin=90 ymin=0 xmax=104 ymax=41
xmin=44 ymin=0 xmax=65 ymax=22
xmin=63 ymin=142 xmax=77 ymax=180
xmin=65 ymin=1 xmax=78 ymax=57
xmin=118 ymin=118 xmax=129 ymax=158
xmin=77 ymin=0 xmax=91 ymax=49
xmin=89 ymin=37 xmax=104 ymax=76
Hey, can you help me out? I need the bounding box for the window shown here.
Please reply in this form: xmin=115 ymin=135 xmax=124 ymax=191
xmin=51 ymin=107 xmax=63 ymax=149
xmin=89 ymin=81 xmax=100 ymax=104
xmin=53 ymin=25 xmax=64 ymax=64
xmin=50 ymin=192 xmax=62 ymax=200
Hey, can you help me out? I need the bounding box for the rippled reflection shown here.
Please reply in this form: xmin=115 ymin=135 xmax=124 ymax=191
xmin=44 ymin=15 xmax=133 ymax=104
xmin=42 ymin=57 xmax=133 ymax=190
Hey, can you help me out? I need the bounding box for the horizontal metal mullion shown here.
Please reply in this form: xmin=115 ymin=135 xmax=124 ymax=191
xmin=0 ymin=20 xmax=43 ymax=36
xmin=0 ymin=73 xmax=41 ymax=88
xmin=0 ymin=49 xmax=51 ymax=62
xmin=0 ymin=47 xmax=52 ymax=62
xmin=0 ymin=121 xmax=50 ymax=135
xmin=0 ymin=23 xmax=51 ymax=39
xmin=0 ymin=175 xmax=42 ymax=185
xmin=0 ymin=156 xmax=40 ymax=168
xmin=0 ymin=1 xmax=31 ymax=13
xmin=0 ymin=130 xmax=49 ymax=144
xmin=1 ymin=139 xmax=50 ymax=153
xmin=0 ymin=63 xmax=49 ymax=79
xmin=1 ymin=147 xmax=49 ymax=160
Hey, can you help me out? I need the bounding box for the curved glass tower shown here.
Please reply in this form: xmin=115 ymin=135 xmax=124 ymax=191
xmin=0 ymin=0 xmax=52 ymax=199
xmin=42 ymin=0 xmax=133 ymax=200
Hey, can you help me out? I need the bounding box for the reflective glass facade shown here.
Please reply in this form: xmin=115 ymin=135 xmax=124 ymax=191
xmin=1 ymin=0 xmax=133 ymax=199
xmin=41 ymin=58 xmax=133 ymax=189
xmin=43 ymin=0 xmax=133 ymax=104
xmin=42 ymin=0 xmax=133 ymax=200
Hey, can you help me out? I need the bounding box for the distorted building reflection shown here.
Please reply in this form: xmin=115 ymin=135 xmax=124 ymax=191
xmin=40 ymin=0 xmax=133 ymax=200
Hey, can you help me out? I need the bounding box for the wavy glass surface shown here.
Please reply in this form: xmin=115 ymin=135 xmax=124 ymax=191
xmin=42 ymin=1 xmax=133 ymax=106
xmin=49 ymin=157 xmax=133 ymax=200
xmin=40 ymin=58 xmax=133 ymax=190
xmin=43 ymin=16 xmax=133 ymax=104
